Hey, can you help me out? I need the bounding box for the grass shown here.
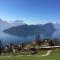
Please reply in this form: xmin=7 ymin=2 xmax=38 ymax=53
xmin=0 ymin=48 xmax=60 ymax=60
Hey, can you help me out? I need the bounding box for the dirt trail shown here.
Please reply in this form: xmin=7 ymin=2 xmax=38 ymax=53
xmin=41 ymin=50 xmax=52 ymax=56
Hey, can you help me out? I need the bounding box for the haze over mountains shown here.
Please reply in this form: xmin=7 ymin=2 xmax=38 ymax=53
xmin=0 ymin=18 xmax=60 ymax=39
xmin=4 ymin=23 xmax=56 ymax=38
xmin=54 ymin=23 xmax=60 ymax=30
xmin=0 ymin=18 xmax=25 ymax=30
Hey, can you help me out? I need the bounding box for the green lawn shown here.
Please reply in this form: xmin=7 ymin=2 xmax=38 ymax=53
xmin=0 ymin=48 xmax=60 ymax=60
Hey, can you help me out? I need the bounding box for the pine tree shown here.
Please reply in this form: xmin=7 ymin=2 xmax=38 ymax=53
xmin=0 ymin=40 xmax=2 ymax=54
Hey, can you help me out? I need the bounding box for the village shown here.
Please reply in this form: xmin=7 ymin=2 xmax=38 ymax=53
xmin=0 ymin=34 xmax=60 ymax=55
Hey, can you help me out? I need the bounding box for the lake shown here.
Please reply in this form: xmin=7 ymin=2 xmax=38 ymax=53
xmin=0 ymin=29 xmax=60 ymax=46
xmin=0 ymin=30 xmax=36 ymax=46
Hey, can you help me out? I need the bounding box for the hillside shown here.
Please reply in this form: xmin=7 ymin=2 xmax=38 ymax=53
xmin=4 ymin=23 xmax=56 ymax=38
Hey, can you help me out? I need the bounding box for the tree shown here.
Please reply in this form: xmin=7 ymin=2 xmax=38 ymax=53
xmin=0 ymin=40 xmax=2 ymax=54
xmin=49 ymin=40 xmax=54 ymax=46
xmin=32 ymin=32 xmax=41 ymax=46
xmin=54 ymin=39 xmax=58 ymax=46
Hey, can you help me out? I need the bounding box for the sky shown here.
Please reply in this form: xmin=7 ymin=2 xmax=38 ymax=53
xmin=0 ymin=0 xmax=60 ymax=24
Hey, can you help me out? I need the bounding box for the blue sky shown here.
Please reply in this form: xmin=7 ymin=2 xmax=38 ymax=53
xmin=0 ymin=0 xmax=60 ymax=24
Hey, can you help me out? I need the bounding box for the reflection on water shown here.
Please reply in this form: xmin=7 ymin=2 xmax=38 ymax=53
xmin=0 ymin=29 xmax=60 ymax=46
xmin=0 ymin=30 xmax=35 ymax=46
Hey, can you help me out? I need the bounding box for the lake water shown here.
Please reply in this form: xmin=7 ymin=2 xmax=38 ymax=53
xmin=0 ymin=30 xmax=36 ymax=46
xmin=0 ymin=29 xmax=60 ymax=46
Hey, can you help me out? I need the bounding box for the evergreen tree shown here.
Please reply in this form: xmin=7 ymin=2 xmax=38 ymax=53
xmin=0 ymin=40 xmax=2 ymax=54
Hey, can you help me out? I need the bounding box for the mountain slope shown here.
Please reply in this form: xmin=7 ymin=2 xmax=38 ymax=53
xmin=4 ymin=23 xmax=56 ymax=38
xmin=0 ymin=18 xmax=25 ymax=30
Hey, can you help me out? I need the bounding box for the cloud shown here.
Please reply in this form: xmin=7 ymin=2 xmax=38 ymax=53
xmin=0 ymin=18 xmax=25 ymax=30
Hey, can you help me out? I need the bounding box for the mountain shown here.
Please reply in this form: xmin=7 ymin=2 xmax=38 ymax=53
xmin=0 ymin=19 xmax=10 ymax=30
xmin=9 ymin=20 xmax=25 ymax=26
xmin=54 ymin=23 xmax=60 ymax=29
xmin=4 ymin=23 xmax=56 ymax=38
xmin=0 ymin=18 xmax=25 ymax=30
xmin=52 ymin=23 xmax=60 ymax=39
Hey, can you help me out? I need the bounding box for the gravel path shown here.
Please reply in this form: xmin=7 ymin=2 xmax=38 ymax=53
xmin=41 ymin=50 xmax=52 ymax=56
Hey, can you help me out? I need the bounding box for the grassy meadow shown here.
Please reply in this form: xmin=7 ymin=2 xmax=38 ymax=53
xmin=0 ymin=48 xmax=60 ymax=60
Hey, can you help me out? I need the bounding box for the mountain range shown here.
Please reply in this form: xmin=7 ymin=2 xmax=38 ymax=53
xmin=0 ymin=18 xmax=60 ymax=39
xmin=4 ymin=23 xmax=56 ymax=38
xmin=0 ymin=18 xmax=25 ymax=30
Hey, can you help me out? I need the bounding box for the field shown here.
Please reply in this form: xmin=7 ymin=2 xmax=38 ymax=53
xmin=0 ymin=48 xmax=60 ymax=60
